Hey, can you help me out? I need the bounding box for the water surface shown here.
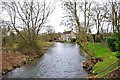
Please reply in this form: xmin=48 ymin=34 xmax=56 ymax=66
xmin=3 ymin=43 xmax=88 ymax=78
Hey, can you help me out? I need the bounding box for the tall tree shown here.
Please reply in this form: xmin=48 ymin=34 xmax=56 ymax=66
xmin=61 ymin=0 xmax=94 ymax=65
xmin=45 ymin=25 xmax=55 ymax=34
xmin=91 ymin=2 xmax=110 ymax=35
xmin=2 ymin=0 xmax=55 ymax=54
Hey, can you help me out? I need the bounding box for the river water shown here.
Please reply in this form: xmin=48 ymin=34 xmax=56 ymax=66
xmin=2 ymin=43 xmax=88 ymax=78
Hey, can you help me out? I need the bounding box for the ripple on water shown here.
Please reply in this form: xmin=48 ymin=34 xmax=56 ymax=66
xmin=3 ymin=43 xmax=88 ymax=78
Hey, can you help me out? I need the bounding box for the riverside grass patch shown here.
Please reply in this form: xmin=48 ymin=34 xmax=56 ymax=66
xmin=88 ymin=42 xmax=118 ymax=77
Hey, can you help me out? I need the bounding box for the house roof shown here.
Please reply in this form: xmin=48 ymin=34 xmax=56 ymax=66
xmin=63 ymin=31 xmax=71 ymax=34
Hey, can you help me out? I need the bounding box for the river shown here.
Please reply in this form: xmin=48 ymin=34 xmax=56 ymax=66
xmin=2 ymin=43 xmax=88 ymax=78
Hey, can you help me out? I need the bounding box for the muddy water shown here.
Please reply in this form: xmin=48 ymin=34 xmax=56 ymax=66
xmin=2 ymin=43 xmax=88 ymax=78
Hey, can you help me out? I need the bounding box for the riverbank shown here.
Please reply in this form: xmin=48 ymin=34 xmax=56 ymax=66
xmin=2 ymin=42 xmax=88 ymax=78
xmin=1 ymin=42 xmax=54 ymax=75
xmin=87 ymin=42 xmax=119 ymax=78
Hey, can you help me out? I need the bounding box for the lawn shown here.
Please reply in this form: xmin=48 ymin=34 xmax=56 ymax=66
xmin=88 ymin=42 xmax=118 ymax=77
xmin=88 ymin=42 xmax=116 ymax=59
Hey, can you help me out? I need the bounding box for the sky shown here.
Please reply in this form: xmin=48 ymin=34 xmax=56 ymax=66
xmin=47 ymin=0 xmax=120 ymax=33
xmin=45 ymin=0 xmax=109 ymax=33
xmin=0 ymin=0 xmax=119 ymax=33
xmin=0 ymin=0 xmax=66 ymax=33
xmin=39 ymin=0 xmax=119 ymax=33
xmin=45 ymin=0 xmax=66 ymax=33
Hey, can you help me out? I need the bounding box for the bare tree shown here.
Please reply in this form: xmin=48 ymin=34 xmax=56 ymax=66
xmin=2 ymin=0 xmax=55 ymax=54
xmin=91 ymin=2 xmax=110 ymax=35
xmin=109 ymin=1 xmax=119 ymax=33
xmin=61 ymin=0 xmax=95 ymax=66
xmin=45 ymin=25 xmax=55 ymax=34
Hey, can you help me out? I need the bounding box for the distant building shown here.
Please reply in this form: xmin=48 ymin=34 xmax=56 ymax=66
xmin=60 ymin=30 xmax=76 ymax=41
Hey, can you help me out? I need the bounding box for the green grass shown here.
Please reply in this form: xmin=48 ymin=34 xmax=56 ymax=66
xmin=92 ymin=56 xmax=118 ymax=77
xmin=88 ymin=42 xmax=116 ymax=59
xmin=96 ymin=60 xmax=119 ymax=77
xmin=42 ymin=42 xmax=54 ymax=47
xmin=37 ymin=40 xmax=54 ymax=48
xmin=88 ymin=42 xmax=118 ymax=77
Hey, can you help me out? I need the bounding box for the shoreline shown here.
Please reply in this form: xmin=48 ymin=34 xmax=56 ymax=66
xmin=1 ymin=42 xmax=54 ymax=75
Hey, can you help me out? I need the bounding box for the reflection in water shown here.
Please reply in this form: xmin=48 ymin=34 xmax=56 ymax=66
xmin=3 ymin=43 xmax=88 ymax=78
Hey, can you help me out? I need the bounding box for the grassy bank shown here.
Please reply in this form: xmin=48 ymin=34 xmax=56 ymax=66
xmin=88 ymin=42 xmax=118 ymax=78
xmin=2 ymin=42 xmax=54 ymax=75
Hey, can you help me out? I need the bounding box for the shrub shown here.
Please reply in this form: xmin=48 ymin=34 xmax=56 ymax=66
xmin=116 ymin=24 xmax=120 ymax=58
xmin=70 ymin=38 xmax=76 ymax=43
xmin=15 ymin=39 xmax=42 ymax=56
xmin=76 ymin=39 xmax=80 ymax=44
xmin=116 ymin=51 xmax=120 ymax=58
xmin=107 ymin=37 xmax=117 ymax=52
xmin=87 ymin=35 xmax=92 ymax=42
xmin=95 ymin=35 xmax=102 ymax=42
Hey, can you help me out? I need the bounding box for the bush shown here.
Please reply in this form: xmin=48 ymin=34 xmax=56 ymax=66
xmin=116 ymin=24 xmax=120 ymax=58
xmin=76 ymin=39 xmax=80 ymax=44
xmin=107 ymin=37 xmax=117 ymax=52
xmin=70 ymin=38 xmax=76 ymax=43
xmin=87 ymin=35 xmax=92 ymax=42
xmin=116 ymin=51 xmax=120 ymax=58
xmin=15 ymin=39 xmax=42 ymax=56
xmin=95 ymin=35 xmax=102 ymax=42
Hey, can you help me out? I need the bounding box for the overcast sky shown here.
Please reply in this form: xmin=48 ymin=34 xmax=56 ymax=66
xmin=45 ymin=0 xmax=117 ymax=33
xmin=47 ymin=0 xmax=119 ymax=33
xmin=0 ymin=0 xmax=119 ymax=33
xmin=46 ymin=0 xmax=65 ymax=33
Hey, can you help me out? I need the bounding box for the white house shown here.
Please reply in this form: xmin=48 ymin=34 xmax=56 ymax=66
xmin=60 ymin=30 xmax=76 ymax=41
